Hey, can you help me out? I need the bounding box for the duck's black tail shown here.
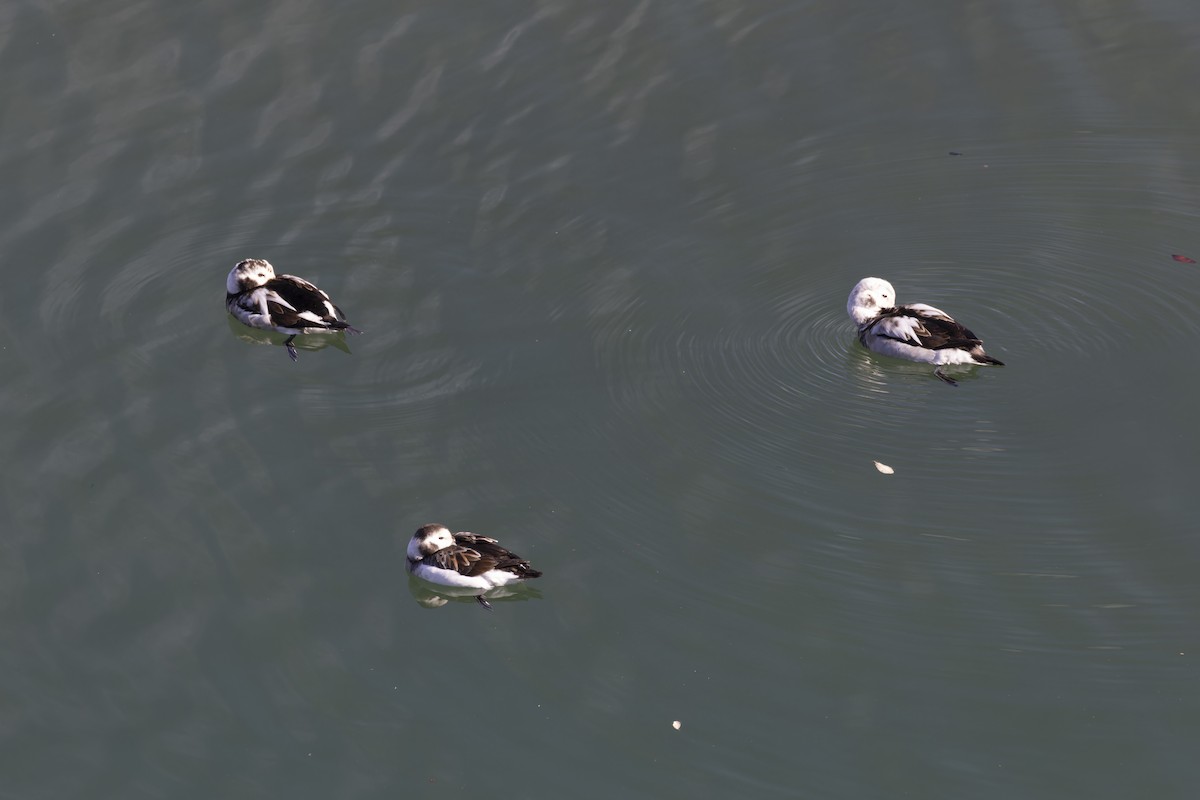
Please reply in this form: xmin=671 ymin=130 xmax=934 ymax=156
xmin=971 ymin=348 xmax=1005 ymax=366
xmin=509 ymin=561 xmax=543 ymax=579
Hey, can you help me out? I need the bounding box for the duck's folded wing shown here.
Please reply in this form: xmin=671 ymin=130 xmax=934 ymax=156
xmin=270 ymin=276 xmax=348 ymax=324
xmin=453 ymin=533 xmax=532 ymax=572
xmin=425 ymin=544 xmax=500 ymax=577
xmin=265 ymin=277 xmax=350 ymax=331
xmin=871 ymin=306 xmax=982 ymax=350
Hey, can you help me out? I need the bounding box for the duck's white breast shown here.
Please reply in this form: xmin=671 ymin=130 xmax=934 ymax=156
xmin=409 ymin=562 xmax=519 ymax=589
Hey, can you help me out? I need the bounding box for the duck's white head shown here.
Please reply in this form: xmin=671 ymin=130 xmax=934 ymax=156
xmin=847 ymin=277 xmax=896 ymax=326
xmin=407 ymin=524 xmax=454 ymax=561
xmin=226 ymin=259 xmax=277 ymax=294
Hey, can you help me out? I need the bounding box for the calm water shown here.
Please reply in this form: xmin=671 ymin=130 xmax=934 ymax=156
xmin=3 ymin=1 xmax=1200 ymax=797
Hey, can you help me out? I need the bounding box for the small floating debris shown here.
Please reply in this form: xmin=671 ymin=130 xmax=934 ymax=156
xmin=1171 ymin=254 xmax=1196 ymax=264
xmin=672 ymin=720 xmax=682 ymax=730
xmin=873 ymin=461 xmax=895 ymax=475
xmin=948 ymin=151 xmax=962 ymax=156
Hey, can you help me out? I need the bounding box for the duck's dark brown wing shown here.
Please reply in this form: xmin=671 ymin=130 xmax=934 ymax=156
xmin=264 ymin=276 xmax=355 ymax=331
xmin=870 ymin=305 xmax=983 ymax=351
xmin=450 ymin=532 xmax=543 ymax=578
xmin=423 ymin=544 xmax=490 ymax=576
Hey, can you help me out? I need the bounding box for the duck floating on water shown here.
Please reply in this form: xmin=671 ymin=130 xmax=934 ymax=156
xmin=847 ymin=277 xmax=1004 ymax=385
xmin=225 ymin=258 xmax=361 ymax=361
xmin=405 ymin=524 xmax=543 ymax=609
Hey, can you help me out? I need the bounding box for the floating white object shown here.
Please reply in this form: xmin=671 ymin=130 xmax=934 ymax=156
xmin=672 ymin=720 xmax=681 ymax=730
xmin=873 ymin=461 xmax=895 ymax=475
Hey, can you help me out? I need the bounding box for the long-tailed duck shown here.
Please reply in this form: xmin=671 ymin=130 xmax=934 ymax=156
xmin=847 ymin=277 xmax=1004 ymax=385
xmin=406 ymin=524 xmax=542 ymax=609
xmin=225 ymin=258 xmax=361 ymax=361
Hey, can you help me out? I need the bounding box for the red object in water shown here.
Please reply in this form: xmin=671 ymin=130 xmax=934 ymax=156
xmin=1171 ymin=254 xmax=1197 ymax=263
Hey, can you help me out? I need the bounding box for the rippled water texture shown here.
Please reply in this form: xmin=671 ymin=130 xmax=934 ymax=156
xmin=2 ymin=1 xmax=1200 ymax=798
